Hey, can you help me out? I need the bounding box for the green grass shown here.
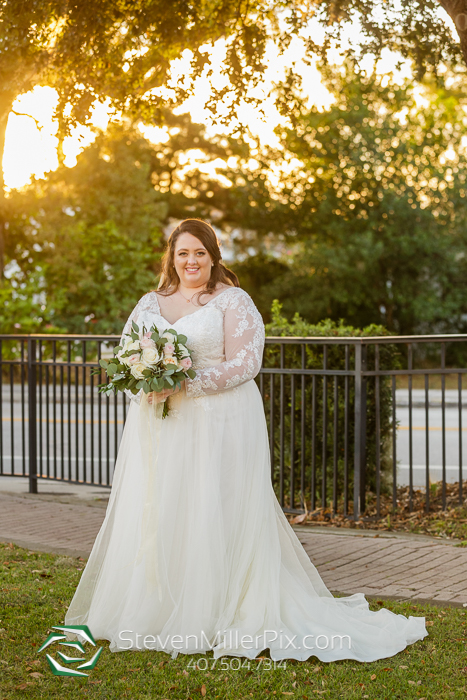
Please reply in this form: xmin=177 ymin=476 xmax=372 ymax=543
xmin=1 ymin=542 xmax=466 ymax=700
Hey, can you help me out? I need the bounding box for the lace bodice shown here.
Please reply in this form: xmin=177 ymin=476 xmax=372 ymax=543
xmin=119 ymin=287 xmax=265 ymax=403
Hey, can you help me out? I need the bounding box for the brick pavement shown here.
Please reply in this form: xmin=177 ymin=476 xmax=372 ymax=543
xmin=0 ymin=492 xmax=107 ymax=559
xmin=295 ymin=527 xmax=467 ymax=607
xmin=0 ymin=489 xmax=466 ymax=606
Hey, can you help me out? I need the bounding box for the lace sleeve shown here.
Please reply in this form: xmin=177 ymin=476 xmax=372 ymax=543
xmin=117 ymin=294 xmax=151 ymax=405
xmin=185 ymin=289 xmax=265 ymax=398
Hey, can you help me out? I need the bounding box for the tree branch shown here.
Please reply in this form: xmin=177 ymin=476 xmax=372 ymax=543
xmin=437 ymin=0 xmax=467 ymax=65
xmin=11 ymin=110 xmax=43 ymax=130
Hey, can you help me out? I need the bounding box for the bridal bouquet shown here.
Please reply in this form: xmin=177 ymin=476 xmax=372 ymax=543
xmin=94 ymin=321 xmax=196 ymax=418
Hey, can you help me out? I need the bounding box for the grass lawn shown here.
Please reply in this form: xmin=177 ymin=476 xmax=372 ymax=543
xmin=1 ymin=541 xmax=466 ymax=700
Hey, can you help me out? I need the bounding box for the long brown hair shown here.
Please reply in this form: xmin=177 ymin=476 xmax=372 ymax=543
xmin=157 ymin=219 xmax=240 ymax=302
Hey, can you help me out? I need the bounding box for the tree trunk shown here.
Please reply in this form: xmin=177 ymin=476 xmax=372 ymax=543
xmin=438 ymin=0 xmax=467 ymax=65
xmin=0 ymin=92 xmax=16 ymax=280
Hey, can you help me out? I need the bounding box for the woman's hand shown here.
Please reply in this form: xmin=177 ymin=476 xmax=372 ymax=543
xmin=147 ymin=381 xmax=185 ymax=405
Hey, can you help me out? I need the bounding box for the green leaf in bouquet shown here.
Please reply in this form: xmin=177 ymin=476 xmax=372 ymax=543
xmin=107 ymin=364 xmax=119 ymax=377
xmin=130 ymin=331 xmax=139 ymax=341
xmin=165 ymin=376 xmax=174 ymax=386
xmin=177 ymin=334 xmax=187 ymax=345
xmin=142 ymin=381 xmax=152 ymax=394
xmin=99 ymin=359 xmax=109 ymax=369
xmin=113 ymin=345 xmax=122 ymax=354
xmin=187 ymin=369 xmax=196 ymax=379
xmin=132 ymin=321 xmax=140 ymax=333
xmin=136 ymin=380 xmax=145 ymax=389
xmin=113 ymin=373 xmax=126 ymax=381
xmin=151 ymin=378 xmax=162 ymax=392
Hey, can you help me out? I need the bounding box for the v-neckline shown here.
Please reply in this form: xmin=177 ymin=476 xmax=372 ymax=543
xmin=152 ymin=287 xmax=233 ymax=327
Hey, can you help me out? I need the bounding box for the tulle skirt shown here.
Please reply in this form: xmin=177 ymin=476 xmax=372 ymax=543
xmin=64 ymin=381 xmax=427 ymax=661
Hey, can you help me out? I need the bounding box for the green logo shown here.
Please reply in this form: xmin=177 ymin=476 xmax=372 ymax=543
xmin=37 ymin=625 xmax=103 ymax=677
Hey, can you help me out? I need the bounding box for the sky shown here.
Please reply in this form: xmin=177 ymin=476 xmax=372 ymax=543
xmin=3 ymin=9 xmax=453 ymax=191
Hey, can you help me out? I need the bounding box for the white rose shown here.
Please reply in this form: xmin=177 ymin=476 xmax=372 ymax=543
xmin=118 ymin=352 xmax=131 ymax=366
xmin=141 ymin=347 xmax=160 ymax=366
xmin=178 ymin=344 xmax=190 ymax=358
xmin=125 ymin=340 xmax=141 ymax=353
xmin=130 ymin=362 xmax=147 ymax=380
xmin=162 ymin=332 xmax=176 ymax=344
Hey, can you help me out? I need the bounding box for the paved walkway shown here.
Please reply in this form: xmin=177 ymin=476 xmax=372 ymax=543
xmin=1 ymin=478 xmax=466 ymax=607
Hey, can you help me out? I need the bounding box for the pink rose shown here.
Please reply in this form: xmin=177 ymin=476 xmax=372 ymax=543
xmin=140 ymin=336 xmax=156 ymax=349
xmin=180 ymin=357 xmax=192 ymax=369
xmin=164 ymin=343 xmax=175 ymax=354
xmin=128 ymin=353 xmax=141 ymax=365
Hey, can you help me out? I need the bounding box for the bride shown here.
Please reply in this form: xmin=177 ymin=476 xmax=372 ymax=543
xmin=65 ymin=218 xmax=427 ymax=662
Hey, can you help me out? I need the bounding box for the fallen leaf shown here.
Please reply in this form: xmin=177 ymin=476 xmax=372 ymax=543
xmin=290 ymin=513 xmax=307 ymax=525
xmin=399 ymin=665 xmax=408 ymax=669
xmin=28 ymin=672 xmax=43 ymax=679
xmin=201 ymin=684 xmax=207 ymax=696
xmin=370 ymin=674 xmax=376 ymax=680
xmin=426 ymin=621 xmax=434 ymax=627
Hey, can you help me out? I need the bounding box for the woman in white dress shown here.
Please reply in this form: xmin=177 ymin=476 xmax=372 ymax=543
xmin=65 ymin=219 xmax=427 ymax=662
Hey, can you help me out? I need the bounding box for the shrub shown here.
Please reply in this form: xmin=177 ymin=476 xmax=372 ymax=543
xmin=259 ymin=301 xmax=401 ymax=514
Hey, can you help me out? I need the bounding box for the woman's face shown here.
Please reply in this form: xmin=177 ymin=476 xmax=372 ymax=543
xmin=173 ymin=232 xmax=213 ymax=288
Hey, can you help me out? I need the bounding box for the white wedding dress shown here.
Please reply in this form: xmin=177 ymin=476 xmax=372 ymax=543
xmin=65 ymin=286 xmax=427 ymax=661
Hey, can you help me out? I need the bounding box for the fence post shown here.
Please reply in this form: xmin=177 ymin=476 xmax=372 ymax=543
xmin=353 ymin=342 xmax=362 ymax=519
xmin=359 ymin=344 xmax=368 ymax=510
xmin=28 ymin=337 xmax=37 ymax=494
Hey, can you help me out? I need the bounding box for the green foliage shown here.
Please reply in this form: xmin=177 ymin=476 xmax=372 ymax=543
xmin=230 ymin=254 xmax=290 ymax=322
xmin=0 ymin=0 xmax=462 ymax=136
xmin=0 ymin=0 xmax=290 ymax=134
xmin=7 ymin=125 xmax=166 ymax=334
xmin=261 ymin=301 xmax=399 ymax=511
xmin=0 ymin=279 xmax=49 ymax=335
xmin=225 ymin=65 xmax=467 ymax=335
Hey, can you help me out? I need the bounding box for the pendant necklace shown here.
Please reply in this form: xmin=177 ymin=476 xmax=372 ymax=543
xmin=178 ymin=288 xmax=205 ymax=304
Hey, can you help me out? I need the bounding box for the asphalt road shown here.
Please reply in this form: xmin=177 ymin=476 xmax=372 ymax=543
xmin=1 ymin=387 xmax=466 ymax=488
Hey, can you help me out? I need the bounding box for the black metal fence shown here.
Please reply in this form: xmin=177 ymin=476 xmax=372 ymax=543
xmin=1 ymin=333 xmax=466 ymax=518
